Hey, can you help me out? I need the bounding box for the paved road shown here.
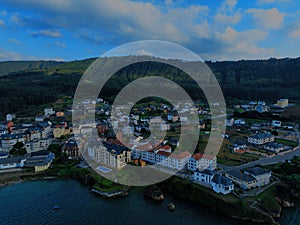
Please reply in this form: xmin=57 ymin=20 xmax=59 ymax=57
xmin=219 ymin=148 xmax=300 ymax=172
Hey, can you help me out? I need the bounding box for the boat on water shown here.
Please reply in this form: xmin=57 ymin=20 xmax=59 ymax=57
xmin=53 ymin=206 xmax=60 ymax=210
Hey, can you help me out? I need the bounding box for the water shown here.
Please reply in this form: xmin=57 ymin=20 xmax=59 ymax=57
xmin=278 ymin=201 xmax=300 ymax=225
xmin=0 ymin=179 xmax=295 ymax=225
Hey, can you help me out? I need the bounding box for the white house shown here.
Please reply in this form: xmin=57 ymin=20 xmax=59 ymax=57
xmin=188 ymin=153 xmax=217 ymax=171
xmin=139 ymin=149 xmax=191 ymax=170
xmin=25 ymin=138 xmax=51 ymax=153
xmin=44 ymin=108 xmax=55 ymax=117
xmin=35 ymin=116 xmax=44 ymax=122
xmin=211 ymin=174 xmax=234 ymax=195
xmin=225 ymin=170 xmax=257 ymax=190
xmin=234 ymin=119 xmax=246 ymax=125
xmin=272 ymin=120 xmax=282 ymax=128
xmin=248 ymin=133 xmax=275 ymax=145
xmin=1 ymin=133 xmax=26 ymax=152
xmin=6 ymin=113 xmax=16 ymax=122
xmin=194 ymin=169 xmax=216 ymax=185
xmin=244 ymin=167 xmax=271 ymax=187
xmin=263 ymin=142 xmax=285 ymax=153
xmin=0 ymin=156 xmax=27 ymax=170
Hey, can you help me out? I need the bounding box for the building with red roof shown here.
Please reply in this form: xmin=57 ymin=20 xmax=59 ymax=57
xmin=188 ymin=153 xmax=217 ymax=171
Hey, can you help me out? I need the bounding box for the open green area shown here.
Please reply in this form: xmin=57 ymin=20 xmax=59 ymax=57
xmin=275 ymin=138 xmax=299 ymax=148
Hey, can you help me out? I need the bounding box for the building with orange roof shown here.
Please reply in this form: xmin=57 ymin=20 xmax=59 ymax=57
xmin=188 ymin=153 xmax=217 ymax=171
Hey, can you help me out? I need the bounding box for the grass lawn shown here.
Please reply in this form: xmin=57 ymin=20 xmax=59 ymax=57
xmin=275 ymin=138 xmax=299 ymax=147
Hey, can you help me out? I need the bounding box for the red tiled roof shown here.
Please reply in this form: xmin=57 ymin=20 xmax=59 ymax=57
xmin=159 ymin=145 xmax=171 ymax=150
xmin=157 ymin=151 xmax=171 ymax=157
xmin=170 ymin=151 xmax=191 ymax=159
xmin=136 ymin=143 xmax=153 ymax=150
xmin=234 ymin=149 xmax=246 ymax=154
xmin=192 ymin=153 xmax=215 ymax=160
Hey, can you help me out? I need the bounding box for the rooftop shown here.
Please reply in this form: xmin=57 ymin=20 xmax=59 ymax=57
xmin=226 ymin=170 xmax=255 ymax=182
xmin=245 ymin=167 xmax=271 ymax=176
xmin=192 ymin=153 xmax=215 ymax=161
xmin=212 ymin=174 xmax=233 ymax=186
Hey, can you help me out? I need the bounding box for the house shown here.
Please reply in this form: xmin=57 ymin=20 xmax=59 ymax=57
xmin=131 ymin=142 xmax=153 ymax=158
xmin=56 ymin=112 xmax=65 ymax=117
xmin=25 ymin=151 xmax=55 ymax=172
xmin=0 ymin=133 xmax=26 ymax=152
xmin=276 ymin=99 xmax=288 ymax=108
xmin=35 ymin=116 xmax=44 ymax=122
xmin=53 ymin=125 xmax=71 ymax=138
xmin=225 ymin=118 xmax=234 ymax=127
xmin=225 ymin=170 xmax=257 ymax=190
xmin=244 ymin=167 xmax=271 ymax=187
xmin=140 ymin=150 xmax=190 ymax=170
xmin=255 ymin=104 xmax=270 ymax=113
xmin=194 ymin=169 xmax=216 ymax=185
xmin=188 ymin=153 xmax=217 ymax=171
xmin=263 ymin=142 xmax=285 ymax=153
xmin=0 ymin=155 xmax=28 ymax=169
xmin=248 ymin=133 xmax=275 ymax=145
xmin=6 ymin=113 xmax=16 ymax=122
xmin=44 ymin=108 xmax=55 ymax=117
xmin=27 ymin=127 xmax=42 ymax=140
xmin=272 ymin=120 xmax=282 ymax=128
xmin=234 ymin=119 xmax=246 ymax=126
xmin=38 ymin=122 xmax=52 ymax=138
xmin=211 ymin=174 xmax=234 ymax=195
xmin=25 ymin=138 xmax=51 ymax=153
xmin=0 ymin=128 xmax=7 ymax=135
xmin=0 ymin=152 xmax=9 ymax=159
xmin=232 ymin=141 xmax=248 ymax=154
xmin=63 ymin=139 xmax=81 ymax=159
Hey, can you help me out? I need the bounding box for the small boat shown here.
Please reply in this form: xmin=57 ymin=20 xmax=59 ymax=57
xmin=53 ymin=206 xmax=60 ymax=210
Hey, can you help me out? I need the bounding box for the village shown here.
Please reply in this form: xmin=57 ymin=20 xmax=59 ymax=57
xmin=0 ymin=96 xmax=299 ymax=198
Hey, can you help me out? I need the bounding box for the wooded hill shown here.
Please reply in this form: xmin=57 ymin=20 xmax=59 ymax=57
xmin=0 ymin=57 xmax=299 ymax=117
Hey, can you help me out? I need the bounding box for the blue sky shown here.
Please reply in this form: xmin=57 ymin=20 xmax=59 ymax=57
xmin=0 ymin=0 xmax=299 ymax=61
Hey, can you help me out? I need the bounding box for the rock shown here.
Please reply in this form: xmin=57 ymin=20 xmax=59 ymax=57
xmin=144 ymin=185 xmax=164 ymax=201
xmin=168 ymin=203 xmax=175 ymax=211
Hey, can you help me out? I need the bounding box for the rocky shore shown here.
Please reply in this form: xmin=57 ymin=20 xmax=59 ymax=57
xmin=91 ymin=188 xmax=129 ymax=198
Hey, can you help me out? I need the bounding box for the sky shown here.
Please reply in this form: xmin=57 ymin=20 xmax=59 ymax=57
xmin=0 ymin=0 xmax=299 ymax=61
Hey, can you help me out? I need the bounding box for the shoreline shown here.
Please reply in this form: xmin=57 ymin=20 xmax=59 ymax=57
xmin=91 ymin=188 xmax=128 ymax=198
xmin=0 ymin=168 xmax=298 ymax=225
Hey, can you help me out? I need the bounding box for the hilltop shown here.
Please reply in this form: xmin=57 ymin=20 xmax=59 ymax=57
xmin=0 ymin=56 xmax=300 ymax=117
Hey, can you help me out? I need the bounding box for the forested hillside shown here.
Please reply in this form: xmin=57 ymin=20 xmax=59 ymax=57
xmin=0 ymin=57 xmax=299 ymax=117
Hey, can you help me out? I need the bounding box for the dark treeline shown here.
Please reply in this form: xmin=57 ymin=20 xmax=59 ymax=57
xmin=0 ymin=71 xmax=81 ymax=117
xmin=0 ymin=57 xmax=300 ymax=117
xmin=206 ymin=57 xmax=300 ymax=100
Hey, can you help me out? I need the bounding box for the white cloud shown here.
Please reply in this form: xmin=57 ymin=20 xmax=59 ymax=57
xmin=54 ymin=41 xmax=66 ymax=48
xmin=31 ymin=29 xmax=62 ymax=38
xmin=214 ymin=13 xmax=241 ymax=25
xmin=0 ymin=49 xmax=22 ymax=60
xmin=8 ymin=38 xmax=22 ymax=45
xmin=0 ymin=0 xmax=287 ymax=60
xmin=247 ymin=8 xmax=284 ymax=29
xmin=208 ymin=27 xmax=273 ymax=60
